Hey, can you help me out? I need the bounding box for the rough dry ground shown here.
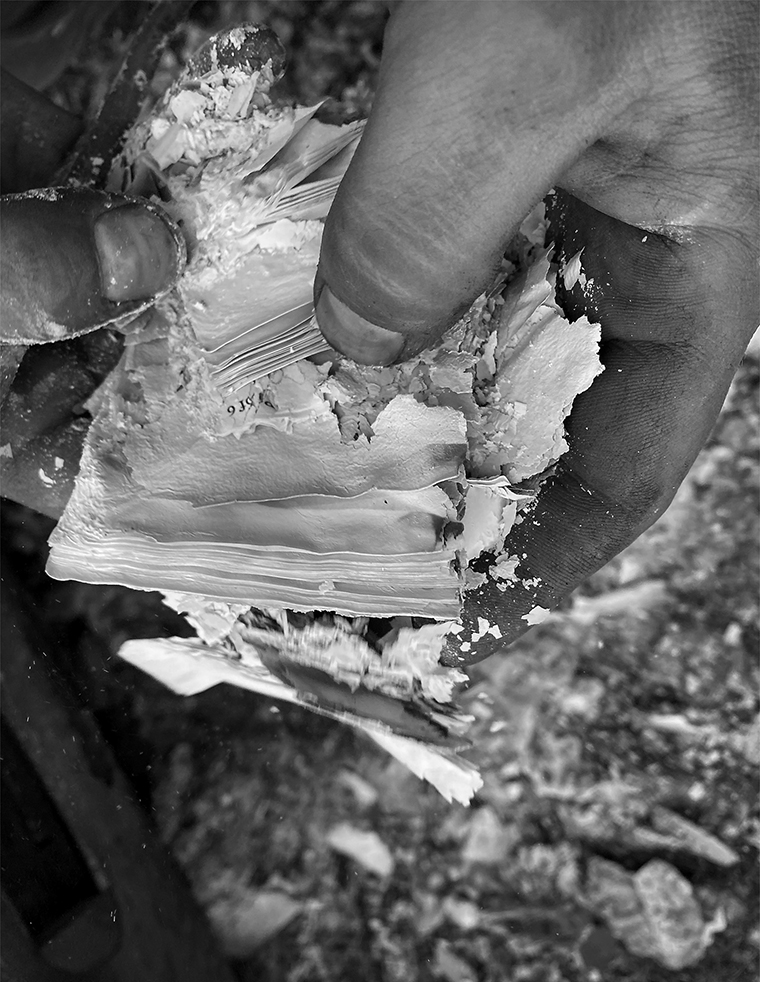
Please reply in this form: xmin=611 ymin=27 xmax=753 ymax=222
xmin=2 ymin=3 xmax=757 ymax=980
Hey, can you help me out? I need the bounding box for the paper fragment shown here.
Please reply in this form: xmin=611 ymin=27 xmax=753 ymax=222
xmin=522 ymin=605 xmax=552 ymax=625
xmin=369 ymin=730 xmax=483 ymax=806
xmin=117 ymin=633 xmax=482 ymax=804
xmin=562 ymin=248 xmax=584 ymax=290
xmin=472 ymin=252 xmax=604 ymax=482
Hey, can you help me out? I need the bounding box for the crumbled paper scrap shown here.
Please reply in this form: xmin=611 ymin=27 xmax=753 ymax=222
xmin=118 ymin=636 xmax=483 ymax=805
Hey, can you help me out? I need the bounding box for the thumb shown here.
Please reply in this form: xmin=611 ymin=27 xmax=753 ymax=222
xmin=0 ymin=187 xmax=185 ymax=345
xmin=315 ymin=0 xmax=649 ymax=365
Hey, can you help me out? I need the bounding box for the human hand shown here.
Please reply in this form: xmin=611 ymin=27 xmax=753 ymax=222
xmin=313 ymin=0 xmax=759 ymax=664
xmin=0 ymin=9 xmax=293 ymax=519
xmin=0 ymin=186 xmax=185 ymax=517
xmin=0 ymin=2 xmax=188 ymax=519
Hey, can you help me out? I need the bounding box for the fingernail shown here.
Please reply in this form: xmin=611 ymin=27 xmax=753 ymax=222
xmin=94 ymin=204 xmax=179 ymax=302
xmin=315 ymin=286 xmax=404 ymax=365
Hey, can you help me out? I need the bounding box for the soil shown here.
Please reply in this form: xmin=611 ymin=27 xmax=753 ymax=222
xmin=2 ymin=3 xmax=757 ymax=981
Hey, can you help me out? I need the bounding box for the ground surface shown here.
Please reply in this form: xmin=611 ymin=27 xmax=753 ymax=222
xmin=2 ymin=3 xmax=758 ymax=981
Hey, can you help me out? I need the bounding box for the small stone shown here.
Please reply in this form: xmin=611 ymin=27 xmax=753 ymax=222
xmin=442 ymin=897 xmax=481 ymax=931
xmin=650 ymin=807 xmax=739 ymax=867
xmin=740 ymin=713 xmax=760 ymax=765
xmin=461 ymin=806 xmax=515 ymax=865
xmin=325 ymin=823 xmax=394 ymax=877
xmin=432 ymin=940 xmax=476 ymax=982
xmin=585 ymin=857 xmax=725 ymax=970
xmin=206 ymin=889 xmax=302 ymax=958
xmin=336 ymin=769 xmax=379 ymax=809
